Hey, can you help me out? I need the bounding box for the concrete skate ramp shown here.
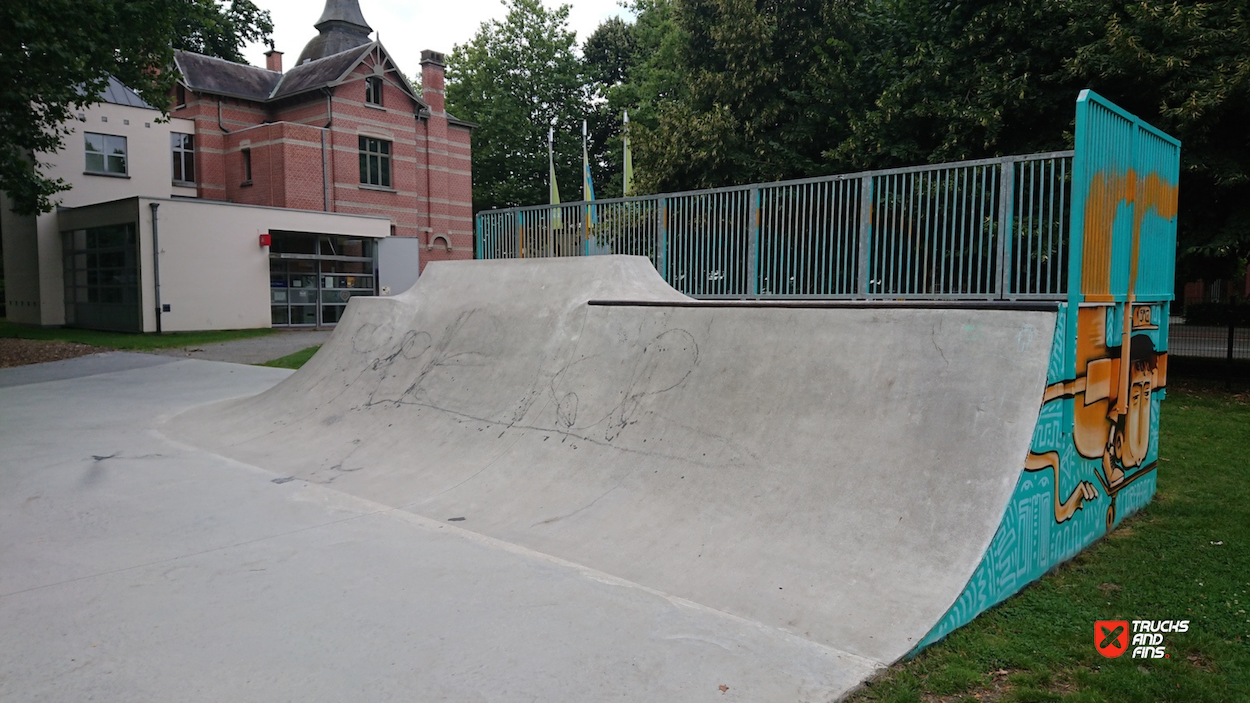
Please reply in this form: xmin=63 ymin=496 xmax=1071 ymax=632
xmin=169 ymin=256 xmax=1055 ymax=664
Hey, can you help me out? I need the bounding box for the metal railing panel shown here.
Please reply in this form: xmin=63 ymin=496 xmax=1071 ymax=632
xmin=1007 ymin=154 xmax=1071 ymax=298
xmin=475 ymin=151 xmax=1081 ymax=302
xmin=756 ymin=178 xmax=861 ymax=296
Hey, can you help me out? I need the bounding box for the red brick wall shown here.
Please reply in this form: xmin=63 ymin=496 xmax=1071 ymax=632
xmin=325 ymin=59 xmax=422 ymax=244
xmin=172 ymin=46 xmax=474 ymax=271
xmin=214 ymin=122 xmax=330 ymax=211
xmin=420 ymin=56 xmax=474 ymax=267
xmin=174 ymin=93 xmax=269 ymax=201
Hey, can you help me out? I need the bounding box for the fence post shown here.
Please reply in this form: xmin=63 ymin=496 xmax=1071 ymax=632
xmin=857 ymin=175 xmax=873 ymax=298
xmin=474 ymin=214 xmax=483 ymax=259
xmin=748 ymin=186 xmax=761 ymax=296
xmin=511 ymin=211 xmax=520 ymax=258
xmin=996 ymin=158 xmax=1016 ymax=300
xmin=657 ymin=197 xmax=669 ymax=284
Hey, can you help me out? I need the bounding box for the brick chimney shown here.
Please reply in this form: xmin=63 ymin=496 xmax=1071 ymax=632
xmin=265 ymin=49 xmax=284 ymax=73
xmin=420 ymin=50 xmax=446 ymax=114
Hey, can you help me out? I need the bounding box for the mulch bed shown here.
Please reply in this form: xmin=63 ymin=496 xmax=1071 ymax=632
xmin=0 ymin=338 xmax=102 ymax=368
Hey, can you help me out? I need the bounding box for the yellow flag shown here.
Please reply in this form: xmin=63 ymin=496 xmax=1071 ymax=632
xmin=623 ymin=111 xmax=634 ymax=197
xmin=549 ymin=127 xmax=562 ymax=229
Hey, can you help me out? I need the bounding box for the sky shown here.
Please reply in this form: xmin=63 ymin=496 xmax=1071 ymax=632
xmin=241 ymin=0 xmax=631 ymax=74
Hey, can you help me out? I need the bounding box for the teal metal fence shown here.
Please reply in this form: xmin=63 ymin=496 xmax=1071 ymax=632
xmin=476 ymin=91 xmax=1177 ymax=305
xmin=477 ymin=151 xmax=1074 ymax=301
xmin=1068 ymin=89 xmax=1181 ymax=307
xmin=1061 ymin=88 xmax=1182 ymax=378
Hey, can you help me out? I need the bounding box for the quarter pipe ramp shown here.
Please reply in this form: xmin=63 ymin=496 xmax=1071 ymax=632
xmin=170 ymin=256 xmax=1059 ymax=668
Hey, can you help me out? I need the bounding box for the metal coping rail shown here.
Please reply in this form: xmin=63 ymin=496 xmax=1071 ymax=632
xmin=586 ymin=299 xmax=1062 ymax=312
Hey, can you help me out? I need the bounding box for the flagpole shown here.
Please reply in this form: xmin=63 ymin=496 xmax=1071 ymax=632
xmin=623 ymin=110 xmax=634 ymax=198
xmin=548 ymin=126 xmax=557 ymax=256
xmin=582 ymin=119 xmax=590 ymax=255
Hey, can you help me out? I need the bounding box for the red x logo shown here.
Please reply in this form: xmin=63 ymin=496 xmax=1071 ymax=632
xmin=1095 ymin=620 xmax=1129 ymax=658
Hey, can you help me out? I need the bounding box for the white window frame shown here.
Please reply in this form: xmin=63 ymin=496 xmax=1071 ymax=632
xmin=85 ymin=132 xmax=127 ymax=176
xmin=171 ymin=132 xmax=195 ymax=184
xmin=365 ymin=76 xmax=383 ymax=106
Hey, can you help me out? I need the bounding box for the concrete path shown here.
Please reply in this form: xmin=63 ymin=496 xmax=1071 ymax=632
xmin=148 ymin=329 xmax=331 ymax=365
xmin=0 ymin=354 xmax=879 ymax=702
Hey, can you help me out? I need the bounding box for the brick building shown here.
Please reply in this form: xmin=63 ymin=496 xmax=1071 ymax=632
xmin=171 ymin=0 xmax=474 ymax=266
xmin=1 ymin=0 xmax=468 ymax=332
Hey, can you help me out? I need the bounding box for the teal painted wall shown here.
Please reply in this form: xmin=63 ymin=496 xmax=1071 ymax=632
xmin=915 ymin=301 xmax=1168 ymax=651
xmin=914 ymin=90 xmax=1180 ymax=655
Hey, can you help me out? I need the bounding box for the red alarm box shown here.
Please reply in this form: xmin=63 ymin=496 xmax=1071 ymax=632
xmin=259 ymin=233 xmax=272 ymax=247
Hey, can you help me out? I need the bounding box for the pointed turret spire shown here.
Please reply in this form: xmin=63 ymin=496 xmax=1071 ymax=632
xmin=296 ymin=0 xmax=374 ymax=65
xmin=316 ymin=0 xmax=370 ymax=29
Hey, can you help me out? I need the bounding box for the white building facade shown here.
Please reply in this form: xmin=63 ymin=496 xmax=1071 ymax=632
xmin=2 ymin=79 xmax=413 ymax=332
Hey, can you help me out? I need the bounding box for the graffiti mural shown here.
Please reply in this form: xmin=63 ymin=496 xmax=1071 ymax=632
xmin=915 ymin=302 xmax=1169 ymax=651
xmin=914 ymin=89 xmax=1180 ymax=653
xmin=1026 ymin=304 xmax=1168 ymax=530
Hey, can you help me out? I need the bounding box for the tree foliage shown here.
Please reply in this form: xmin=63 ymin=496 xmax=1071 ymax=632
xmin=584 ymin=16 xmax=639 ymax=88
xmin=449 ymin=0 xmax=1249 ymax=275
xmin=173 ymin=0 xmax=275 ymax=64
xmin=445 ymin=0 xmax=588 ymax=212
xmin=0 ymin=0 xmax=273 ymax=216
xmin=1063 ymin=0 xmax=1250 ymax=278
xmin=615 ymin=0 xmax=1250 ymax=277
xmin=831 ymin=0 xmax=1075 ymax=168
xmin=627 ymin=0 xmax=862 ymax=192
xmin=583 ymin=15 xmax=645 ymax=198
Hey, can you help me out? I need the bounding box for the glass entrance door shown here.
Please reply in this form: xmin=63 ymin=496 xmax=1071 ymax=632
xmin=269 ymin=233 xmax=376 ymax=327
xmin=61 ymin=223 xmax=142 ymax=332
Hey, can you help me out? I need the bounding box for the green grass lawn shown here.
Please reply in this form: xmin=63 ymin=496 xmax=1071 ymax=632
xmin=0 ymin=318 xmax=273 ymax=350
xmin=258 ymin=345 xmax=321 ymax=369
xmin=850 ymin=380 xmax=1250 ymax=702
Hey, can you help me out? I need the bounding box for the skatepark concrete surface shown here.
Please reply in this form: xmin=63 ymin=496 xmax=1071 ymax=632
xmin=152 ymin=256 xmax=1056 ymax=688
xmin=1 ymin=354 xmax=881 ymax=702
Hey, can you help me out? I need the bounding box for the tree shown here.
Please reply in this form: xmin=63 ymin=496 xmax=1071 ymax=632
xmin=583 ymin=16 xmax=642 ymax=198
xmin=446 ymin=0 xmax=588 ymax=212
xmin=629 ymin=0 xmax=864 ymax=192
xmin=174 ymin=0 xmax=274 ymax=64
xmin=1062 ymin=0 xmax=1250 ymax=281
xmin=621 ymin=0 xmax=1248 ymax=278
xmin=584 ymin=16 xmax=639 ymax=88
xmin=833 ymin=0 xmax=1250 ymax=283
xmin=828 ymin=0 xmax=1075 ymax=169
xmin=0 ymin=0 xmax=273 ymax=216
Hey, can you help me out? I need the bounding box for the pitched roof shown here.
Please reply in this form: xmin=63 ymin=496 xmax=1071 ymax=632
xmin=297 ymin=25 xmax=373 ymax=66
xmin=175 ymin=44 xmax=426 ymax=111
xmin=100 ymin=76 xmax=154 ymax=108
xmin=315 ymin=0 xmax=371 ymax=30
xmin=174 ymin=51 xmax=281 ymax=102
xmin=272 ymin=45 xmax=372 ymax=99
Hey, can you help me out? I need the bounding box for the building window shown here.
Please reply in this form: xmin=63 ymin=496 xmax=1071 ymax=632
xmin=365 ymin=76 xmax=383 ymax=106
xmin=85 ymin=133 xmax=127 ymax=175
xmin=241 ymin=148 xmax=252 ymax=184
xmin=359 ymin=136 xmax=391 ymax=188
xmin=61 ymin=224 xmax=141 ymax=332
xmin=171 ymin=133 xmax=195 ymax=184
xmin=175 ymin=84 xmax=187 ymax=107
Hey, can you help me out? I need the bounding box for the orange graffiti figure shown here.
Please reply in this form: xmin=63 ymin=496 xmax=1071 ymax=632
xmin=1026 ymin=166 xmax=1176 ymax=528
xmin=1026 ymin=307 xmax=1167 ymax=527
